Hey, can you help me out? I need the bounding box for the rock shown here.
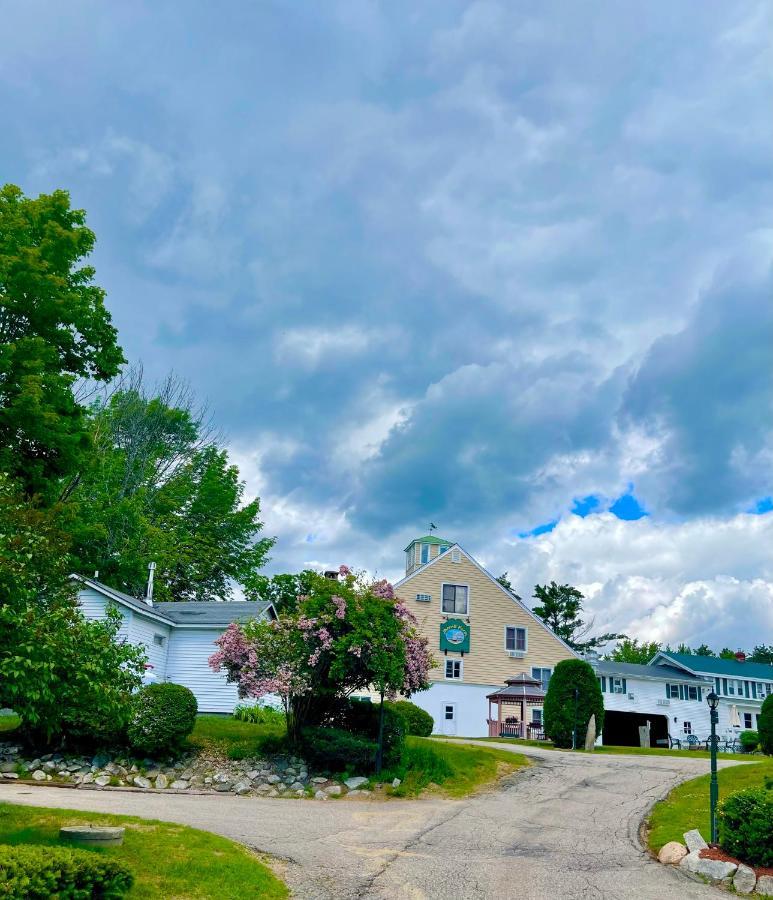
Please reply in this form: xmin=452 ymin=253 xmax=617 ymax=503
xmin=294 ymin=789 xmax=305 ymax=797
xmin=347 ymin=789 xmax=371 ymax=797
xmin=344 ymin=776 xmax=368 ymax=790
xmin=233 ymin=782 xmax=251 ymax=795
xmin=733 ymin=864 xmax=757 ymax=895
xmin=584 ymin=714 xmax=596 ymax=752
xmin=91 ymin=753 xmax=110 ymax=768
xmin=680 ymin=851 xmax=737 ymax=881
xmin=57 ymin=770 xmax=70 ymax=778
xmin=134 ymin=775 xmax=152 ymax=789
xmin=311 ymin=776 xmax=327 ymax=784
xmin=189 ymin=775 xmax=204 ymax=787
xmin=247 ymin=770 xmax=260 ymax=780
xmin=81 ymin=773 xmax=95 ymax=785
xmin=212 ymin=772 xmax=230 ymax=784
xmin=266 ymin=774 xmax=281 ymax=784
xmin=42 ymin=761 xmax=57 ymax=773
xmin=1 ymin=773 xmax=19 ymax=780
xmin=0 ymin=761 xmax=16 ymax=773
xmin=314 ymin=790 xmax=327 ymax=800
xmin=289 ymin=781 xmax=305 ymax=791
xmin=324 ymin=785 xmax=342 ymax=796
xmin=214 ymin=781 xmax=232 ymax=792
xmin=756 ymin=876 xmax=773 ymax=897
xmin=155 ymin=773 xmax=168 ymax=789
xmin=285 ymin=767 xmax=296 ymax=776
xmin=170 ymin=780 xmax=189 ymax=790
xmin=658 ymin=842 xmax=688 ymax=865
xmin=94 ymin=775 xmax=111 ymax=786
xmin=683 ymin=829 xmax=708 ymax=854
xmin=391 ymin=778 xmax=401 ymax=788
xmin=146 ymin=769 xmax=161 ymax=779
xmin=31 ymin=770 xmax=46 ymax=781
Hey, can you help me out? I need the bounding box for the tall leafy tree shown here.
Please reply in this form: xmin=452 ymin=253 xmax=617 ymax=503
xmin=495 ymin=572 xmax=522 ymax=599
xmin=244 ymin=570 xmax=317 ymax=613
xmin=607 ymin=638 xmax=661 ymax=664
xmin=750 ymin=645 xmax=773 ymax=664
xmin=532 ymin=581 xmax=624 ymax=652
xmin=0 ymin=185 xmax=124 ymax=499
xmin=69 ymin=370 xmax=274 ymax=600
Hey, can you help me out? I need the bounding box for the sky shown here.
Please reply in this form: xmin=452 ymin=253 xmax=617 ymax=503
xmin=3 ymin=1 xmax=772 ymax=650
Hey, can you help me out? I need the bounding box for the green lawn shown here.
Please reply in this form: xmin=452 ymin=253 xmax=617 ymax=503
xmin=647 ymin=758 xmax=773 ymax=852
xmin=0 ymin=714 xmax=20 ymax=735
xmin=455 ymin=736 xmax=745 ymax=761
xmin=383 ymin=736 xmax=529 ymax=797
xmin=0 ymin=802 xmax=287 ymax=899
xmin=187 ymin=714 xmax=287 ymax=760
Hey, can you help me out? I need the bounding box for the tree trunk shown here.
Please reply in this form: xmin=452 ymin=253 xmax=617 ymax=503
xmin=375 ymin=690 xmax=385 ymax=774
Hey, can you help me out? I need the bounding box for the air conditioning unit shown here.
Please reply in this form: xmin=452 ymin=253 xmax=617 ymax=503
xmin=628 ymin=693 xmax=635 ymax=700
xmin=657 ymin=699 xmax=670 ymax=707
xmin=507 ymin=650 xmax=526 ymax=658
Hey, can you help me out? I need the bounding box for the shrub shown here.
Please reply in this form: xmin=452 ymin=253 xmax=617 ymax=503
xmin=0 ymin=843 xmax=133 ymax=899
xmin=543 ymin=659 xmax=604 ymax=749
xmin=387 ymin=701 xmax=434 ymax=737
xmin=127 ymin=682 xmax=198 ymax=756
xmin=232 ymin=704 xmax=284 ymax=727
xmin=335 ymin=699 xmax=406 ymax=768
xmin=301 ymin=726 xmax=377 ymax=773
xmin=719 ymin=787 xmax=773 ymax=867
xmin=759 ymin=695 xmax=773 ymax=755
xmin=739 ymin=730 xmax=759 ymax=753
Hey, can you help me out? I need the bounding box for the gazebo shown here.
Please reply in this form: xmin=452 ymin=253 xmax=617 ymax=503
xmin=486 ymin=673 xmax=547 ymax=739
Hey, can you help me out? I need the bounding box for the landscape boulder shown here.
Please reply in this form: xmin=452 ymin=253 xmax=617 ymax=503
xmin=733 ymin=864 xmax=757 ymax=895
xmin=680 ymin=851 xmax=737 ymax=881
xmin=657 ymin=842 xmax=687 ymax=865
xmin=683 ymin=829 xmax=708 ymax=854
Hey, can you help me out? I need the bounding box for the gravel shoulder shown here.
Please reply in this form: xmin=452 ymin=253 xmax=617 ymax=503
xmin=0 ymin=741 xmax=751 ymax=899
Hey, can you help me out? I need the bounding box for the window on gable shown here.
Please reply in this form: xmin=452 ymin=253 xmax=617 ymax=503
xmin=442 ymin=584 xmax=469 ymax=615
xmin=505 ymin=626 xmax=527 ymax=652
xmin=445 ymin=659 xmax=463 ymax=680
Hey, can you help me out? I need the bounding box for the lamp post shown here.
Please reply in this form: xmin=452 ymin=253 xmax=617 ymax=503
xmin=706 ymin=691 xmax=720 ymax=843
xmin=572 ymin=687 xmax=580 ymax=750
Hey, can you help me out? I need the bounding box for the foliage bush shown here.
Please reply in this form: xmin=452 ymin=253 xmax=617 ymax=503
xmin=301 ymin=727 xmax=378 ymax=773
xmin=543 ymin=659 xmax=605 ymax=749
xmin=127 ymin=682 xmax=198 ymax=756
xmin=329 ymin=699 xmax=406 ymax=769
xmin=232 ymin=704 xmax=285 ymax=726
xmin=0 ymin=843 xmax=133 ymax=899
xmin=739 ymin=730 xmax=759 ymax=753
xmin=719 ymin=787 xmax=773 ymax=867
xmin=759 ymin=695 xmax=773 ymax=755
xmin=387 ymin=701 xmax=434 ymax=737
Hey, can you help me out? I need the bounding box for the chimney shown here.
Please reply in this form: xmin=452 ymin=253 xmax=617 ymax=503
xmin=735 ymin=651 xmax=746 ymax=663
xmin=145 ymin=562 xmax=156 ymax=605
xmin=323 ymin=570 xmax=338 ymax=580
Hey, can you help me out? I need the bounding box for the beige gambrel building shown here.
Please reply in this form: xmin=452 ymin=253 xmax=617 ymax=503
xmin=396 ymin=536 xmax=577 ymax=736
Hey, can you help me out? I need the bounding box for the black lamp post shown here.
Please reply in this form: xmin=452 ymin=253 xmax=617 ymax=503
xmin=706 ymin=691 xmax=719 ymax=843
xmin=572 ymin=687 xmax=580 ymax=750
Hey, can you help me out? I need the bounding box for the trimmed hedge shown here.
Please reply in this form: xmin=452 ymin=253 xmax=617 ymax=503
xmin=543 ymin=659 xmax=604 ymax=749
xmin=0 ymin=843 xmax=133 ymax=899
xmin=719 ymin=787 xmax=773 ymax=867
xmin=387 ymin=701 xmax=434 ymax=737
xmin=301 ymin=727 xmax=377 ymax=773
xmin=759 ymin=694 xmax=773 ymax=756
xmin=739 ymin=730 xmax=759 ymax=753
xmin=127 ymin=682 xmax=198 ymax=756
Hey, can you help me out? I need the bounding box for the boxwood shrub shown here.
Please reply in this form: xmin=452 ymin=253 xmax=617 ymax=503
xmin=387 ymin=701 xmax=434 ymax=737
xmin=759 ymin=694 xmax=773 ymax=755
xmin=127 ymin=682 xmax=198 ymax=756
xmin=739 ymin=730 xmax=759 ymax=753
xmin=719 ymin=787 xmax=773 ymax=867
xmin=543 ymin=659 xmax=604 ymax=749
xmin=301 ymin=726 xmax=377 ymax=773
xmin=0 ymin=843 xmax=133 ymax=899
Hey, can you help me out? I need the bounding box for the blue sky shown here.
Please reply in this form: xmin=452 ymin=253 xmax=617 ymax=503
xmin=3 ymin=2 xmax=771 ymax=647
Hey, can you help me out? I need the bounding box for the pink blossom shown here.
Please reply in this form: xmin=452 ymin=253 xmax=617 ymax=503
xmin=332 ymin=595 xmax=347 ymax=619
xmin=372 ymin=579 xmax=395 ymax=599
xmin=338 ymin=565 xmax=351 ymax=576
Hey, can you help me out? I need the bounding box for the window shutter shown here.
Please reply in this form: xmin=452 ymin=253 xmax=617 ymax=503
xmin=752 ymin=682 xmax=757 ymax=699
xmin=697 ymin=687 xmax=702 ymax=702
xmin=622 ymin=678 xmax=627 ymax=694
xmin=722 ymin=678 xmax=728 ymax=695
xmin=601 ymin=676 xmax=606 ymax=693
xmin=744 ymin=681 xmax=750 ymax=698
xmin=665 ymin=683 xmax=670 ymax=699
xmin=715 ymin=677 xmax=720 ymax=695
xmin=678 ymin=684 xmax=684 ymax=700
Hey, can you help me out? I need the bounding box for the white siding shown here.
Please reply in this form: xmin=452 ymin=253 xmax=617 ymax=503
xmin=600 ymin=676 xmax=713 ymax=740
xmin=409 ymin=682 xmax=499 ymax=737
xmin=128 ymin=613 xmax=171 ymax=680
xmin=77 ymin=587 xmax=132 ymax=641
xmin=166 ymin=629 xmax=241 ymax=713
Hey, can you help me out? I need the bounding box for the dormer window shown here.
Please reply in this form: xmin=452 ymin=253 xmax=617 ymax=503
xmin=421 ymin=543 xmax=430 ymax=564
xmin=439 ymin=545 xmax=449 ymax=554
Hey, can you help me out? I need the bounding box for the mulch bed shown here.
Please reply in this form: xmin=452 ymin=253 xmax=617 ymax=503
xmin=700 ymin=847 xmax=773 ymax=878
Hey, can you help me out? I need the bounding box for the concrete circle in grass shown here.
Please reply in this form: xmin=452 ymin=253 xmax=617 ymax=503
xmin=60 ymin=825 xmax=125 ymax=847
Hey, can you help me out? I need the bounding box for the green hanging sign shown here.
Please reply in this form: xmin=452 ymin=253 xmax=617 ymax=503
xmin=439 ymin=618 xmax=471 ymax=654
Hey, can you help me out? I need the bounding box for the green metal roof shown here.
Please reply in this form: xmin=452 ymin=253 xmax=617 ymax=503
xmin=404 ymin=535 xmax=453 ymax=552
xmin=657 ymin=651 xmax=773 ymax=681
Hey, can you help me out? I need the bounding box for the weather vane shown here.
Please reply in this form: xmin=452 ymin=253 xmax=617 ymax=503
xmin=428 ymin=522 xmax=437 ymax=534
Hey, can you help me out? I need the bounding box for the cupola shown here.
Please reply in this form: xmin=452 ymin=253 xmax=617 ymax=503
xmin=404 ymin=534 xmax=452 ymax=575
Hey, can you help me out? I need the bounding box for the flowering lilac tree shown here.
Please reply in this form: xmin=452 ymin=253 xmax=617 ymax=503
xmin=210 ymin=568 xmax=433 ymax=743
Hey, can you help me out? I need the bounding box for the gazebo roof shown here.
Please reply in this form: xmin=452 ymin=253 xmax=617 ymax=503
xmin=486 ymin=672 xmax=546 ymax=702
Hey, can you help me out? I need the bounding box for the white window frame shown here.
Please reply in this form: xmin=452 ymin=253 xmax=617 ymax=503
xmin=153 ymin=633 xmax=166 ymax=647
xmin=441 ymin=582 xmax=470 ymax=616
xmin=668 ymin=684 xmax=679 ymax=699
xmin=743 ymin=712 xmax=752 ymax=729
xmin=416 ymin=592 xmax=432 ymax=603
xmin=443 ymin=703 xmax=456 ymax=721
xmin=531 ymin=708 xmax=543 ymax=725
xmin=683 ymin=721 xmax=692 ymax=735
xmin=504 ymin=625 xmax=527 ymax=653
xmin=531 ymin=667 xmax=552 ymax=692
xmin=611 ymin=677 xmax=624 ymax=694
xmin=444 ymin=658 xmax=463 ymax=681
xmin=687 ymin=686 xmax=698 ymax=701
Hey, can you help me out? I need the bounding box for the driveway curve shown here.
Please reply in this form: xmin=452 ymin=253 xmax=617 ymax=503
xmin=0 ymin=742 xmax=749 ymax=899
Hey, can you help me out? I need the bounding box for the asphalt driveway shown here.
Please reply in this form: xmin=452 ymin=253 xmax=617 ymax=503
xmin=0 ymin=742 xmax=750 ymax=899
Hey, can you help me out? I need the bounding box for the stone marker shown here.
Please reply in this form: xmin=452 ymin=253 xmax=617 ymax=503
xmin=680 ymin=851 xmax=737 ymax=881
xmin=657 ymin=842 xmax=688 ymax=865
xmin=584 ymin=715 xmax=596 ymax=752
xmin=391 ymin=778 xmax=401 ymax=788
xmin=683 ymin=829 xmax=708 ymax=854
xmin=60 ymin=825 xmax=124 ymax=847
xmin=733 ymin=864 xmax=757 ymax=895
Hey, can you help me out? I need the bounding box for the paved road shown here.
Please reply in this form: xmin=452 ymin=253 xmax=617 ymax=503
xmin=0 ymin=742 xmax=750 ymax=899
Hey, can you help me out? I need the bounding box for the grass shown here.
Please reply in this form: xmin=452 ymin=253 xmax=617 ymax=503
xmin=382 ymin=736 xmax=529 ymax=798
xmin=0 ymin=714 xmax=20 ymax=735
xmin=455 ymin=736 xmax=745 ymax=761
xmin=646 ymin=758 xmax=773 ymax=852
xmin=0 ymin=802 xmax=287 ymax=899
xmin=186 ymin=714 xmax=287 ymax=760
